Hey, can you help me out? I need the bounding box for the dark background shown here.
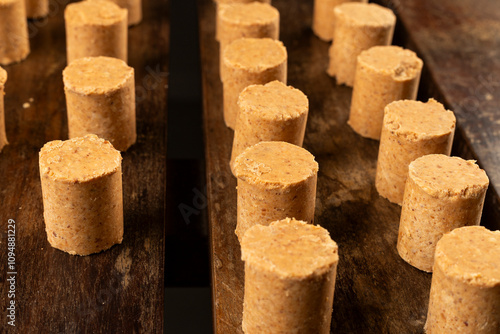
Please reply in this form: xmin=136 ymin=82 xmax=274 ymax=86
xmin=165 ymin=0 xmax=213 ymax=333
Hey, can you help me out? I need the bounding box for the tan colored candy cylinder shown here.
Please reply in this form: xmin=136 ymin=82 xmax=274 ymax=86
xmin=349 ymin=46 xmax=423 ymax=139
xmin=222 ymin=38 xmax=287 ymax=129
xmin=375 ymin=99 xmax=456 ymax=205
xmin=312 ymin=0 xmax=368 ymax=41
xmin=65 ymin=0 xmax=128 ymax=64
xmin=0 ymin=0 xmax=30 ymax=65
xmin=425 ymin=226 xmax=500 ymax=333
xmin=89 ymin=0 xmax=142 ymax=26
xmin=397 ymin=155 xmax=489 ymax=272
xmin=63 ymin=56 xmax=136 ymax=151
xmin=214 ymin=0 xmax=271 ymax=41
xmin=327 ymin=3 xmax=395 ymax=86
xmin=234 ymin=141 xmax=318 ymax=241
xmin=25 ymin=0 xmax=48 ymax=18
xmin=241 ymin=218 xmax=339 ymax=334
xmin=218 ymin=2 xmax=279 ymax=77
xmin=39 ymin=134 xmax=124 ymax=256
xmin=230 ymin=81 xmax=308 ymax=173
xmin=0 ymin=67 xmax=7 ymax=153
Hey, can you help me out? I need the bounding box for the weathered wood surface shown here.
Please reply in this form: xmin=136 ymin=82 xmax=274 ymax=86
xmin=377 ymin=0 xmax=500 ymax=229
xmin=0 ymin=0 xmax=168 ymax=332
xmin=381 ymin=0 xmax=500 ymax=188
xmin=199 ymin=0 xmax=500 ymax=333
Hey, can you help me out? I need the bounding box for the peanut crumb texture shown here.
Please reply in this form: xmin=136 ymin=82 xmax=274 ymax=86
xmin=0 ymin=67 xmax=6 ymax=85
xmin=384 ymin=99 xmax=456 ymax=140
xmin=39 ymin=134 xmax=122 ymax=183
xmin=224 ymin=38 xmax=287 ymax=72
xmin=436 ymin=226 xmax=500 ymax=286
xmin=409 ymin=154 xmax=489 ymax=199
xmin=241 ymin=218 xmax=338 ymax=278
xmin=335 ymin=2 xmax=395 ymax=27
xmin=63 ymin=56 xmax=133 ymax=95
xmin=233 ymin=141 xmax=318 ymax=188
xmin=358 ymin=46 xmax=423 ymax=81
xmin=65 ymin=0 xmax=127 ymax=26
xmin=238 ymin=81 xmax=308 ymax=121
xmin=220 ymin=2 xmax=278 ymax=25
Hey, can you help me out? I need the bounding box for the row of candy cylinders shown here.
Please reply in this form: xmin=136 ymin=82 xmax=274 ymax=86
xmin=215 ymin=1 xmax=338 ymax=333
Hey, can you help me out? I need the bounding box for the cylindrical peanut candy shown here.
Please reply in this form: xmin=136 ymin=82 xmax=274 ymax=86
xmin=327 ymin=3 xmax=395 ymax=86
xmin=230 ymin=80 xmax=308 ymax=173
xmin=218 ymin=2 xmax=279 ymax=78
xmin=25 ymin=0 xmax=48 ymax=18
xmin=425 ymin=226 xmax=500 ymax=333
xmin=89 ymin=0 xmax=142 ymax=26
xmin=233 ymin=141 xmax=318 ymax=241
xmin=0 ymin=0 xmax=30 ymax=65
xmin=214 ymin=0 xmax=271 ymax=41
xmin=222 ymin=38 xmax=287 ymax=129
xmin=349 ymin=46 xmax=423 ymax=139
xmin=39 ymin=134 xmax=124 ymax=256
xmin=241 ymin=218 xmax=339 ymax=334
xmin=0 ymin=67 xmax=7 ymax=153
xmin=375 ymin=99 xmax=456 ymax=205
xmin=65 ymin=0 xmax=128 ymax=64
xmin=398 ymin=154 xmax=489 ymax=272
xmin=63 ymin=56 xmax=136 ymax=152
xmin=312 ymin=0 xmax=368 ymax=41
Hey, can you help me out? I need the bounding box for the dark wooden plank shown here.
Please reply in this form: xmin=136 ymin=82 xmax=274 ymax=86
xmin=0 ymin=0 xmax=168 ymax=332
xmin=198 ymin=0 xmax=500 ymax=332
xmin=198 ymin=1 xmax=242 ymax=331
xmin=376 ymin=0 xmax=500 ymax=230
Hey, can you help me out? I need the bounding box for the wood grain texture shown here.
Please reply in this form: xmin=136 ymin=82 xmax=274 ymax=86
xmin=199 ymin=0 xmax=500 ymax=333
xmin=0 ymin=0 xmax=168 ymax=332
xmin=376 ymin=0 xmax=500 ymax=230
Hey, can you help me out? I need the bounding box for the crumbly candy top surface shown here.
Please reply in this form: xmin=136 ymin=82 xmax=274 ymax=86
xmin=0 ymin=0 xmax=17 ymax=6
xmin=238 ymin=81 xmax=308 ymax=121
xmin=65 ymin=0 xmax=127 ymax=26
xmin=241 ymin=218 xmax=339 ymax=278
xmin=409 ymin=154 xmax=489 ymax=198
xmin=224 ymin=38 xmax=287 ymax=72
xmin=335 ymin=3 xmax=396 ymax=27
xmin=358 ymin=46 xmax=423 ymax=81
xmin=435 ymin=226 xmax=500 ymax=286
xmin=384 ymin=99 xmax=456 ymax=139
xmin=233 ymin=141 xmax=318 ymax=188
xmin=39 ymin=134 xmax=122 ymax=183
xmin=63 ymin=56 xmax=133 ymax=95
xmin=220 ymin=2 xmax=278 ymax=25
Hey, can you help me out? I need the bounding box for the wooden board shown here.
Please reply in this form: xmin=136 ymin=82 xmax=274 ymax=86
xmin=379 ymin=0 xmax=500 ymax=191
xmin=199 ymin=0 xmax=500 ymax=333
xmin=376 ymin=0 xmax=500 ymax=229
xmin=0 ymin=0 xmax=168 ymax=332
